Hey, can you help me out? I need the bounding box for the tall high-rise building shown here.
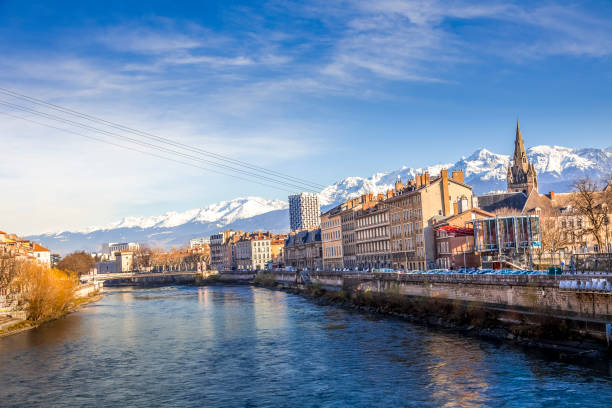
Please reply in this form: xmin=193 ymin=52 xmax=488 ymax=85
xmin=288 ymin=192 xmax=321 ymax=231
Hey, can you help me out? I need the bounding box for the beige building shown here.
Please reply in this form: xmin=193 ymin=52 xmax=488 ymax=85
xmin=340 ymin=198 xmax=360 ymax=269
xmin=355 ymin=196 xmax=391 ymax=269
xmin=321 ymin=205 xmax=344 ymax=269
xmin=235 ymin=233 xmax=273 ymax=271
xmin=116 ymin=251 xmax=134 ymax=272
xmin=270 ymin=237 xmax=287 ymax=265
xmin=386 ymin=170 xmax=474 ymax=270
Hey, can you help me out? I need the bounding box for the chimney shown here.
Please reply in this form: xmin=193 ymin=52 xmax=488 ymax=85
xmin=395 ymin=179 xmax=403 ymax=192
xmin=441 ymin=169 xmax=451 ymax=216
xmin=386 ymin=189 xmax=394 ymax=199
xmin=451 ymin=170 xmax=465 ymax=184
xmin=549 ymin=191 xmax=555 ymax=200
xmin=377 ymin=193 xmax=384 ymax=201
xmin=424 ymin=172 xmax=430 ymax=186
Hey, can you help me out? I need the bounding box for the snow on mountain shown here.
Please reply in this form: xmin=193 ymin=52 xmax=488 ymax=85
xmin=75 ymin=197 xmax=288 ymax=233
xmin=27 ymin=144 xmax=611 ymax=254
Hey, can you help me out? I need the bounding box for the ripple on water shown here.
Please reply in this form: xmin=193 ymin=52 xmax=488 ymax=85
xmin=0 ymin=285 xmax=611 ymax=408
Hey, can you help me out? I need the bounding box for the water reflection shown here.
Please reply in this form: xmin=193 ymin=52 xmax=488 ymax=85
xmin=0 ymin=285 xmax=611 ymax=408
xmin=425 ymin=335 xmax=490 ymax=408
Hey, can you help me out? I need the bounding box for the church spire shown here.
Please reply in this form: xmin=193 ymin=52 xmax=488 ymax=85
xmin=513 ymin=120 xmax=528 ymax=172
xmin=507 ymin=120 xmax=538 ymax=195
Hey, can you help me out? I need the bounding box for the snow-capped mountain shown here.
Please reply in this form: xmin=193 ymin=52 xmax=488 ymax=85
xmin=27 ymin=144 xmax=611 ymax=254
xmin=76 ymin=197 xmax=287 ymax=233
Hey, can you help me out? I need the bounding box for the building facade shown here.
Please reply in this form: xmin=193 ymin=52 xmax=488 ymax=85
xmin=210 ymin=230 xmax=238 ymax=271
xmin=387 ymin=170 xmax=474 ymax=270
xmin=189 ymin=237 xmax=210 ymax=249
xmin=288 ymin=192 xmax=321 ymax=232
xmin=340 ymin=199 xmax=360 ymax=269
xmin=284 ymin=229 xmax=322 ymax=270
xmin=433 ymin=208 xmax=494 ymax=269
xmin=355 ymin=200 xmax=391 ymax=269
xmin=321 ymin=205 xmax=344 ymax=269
xmin=102 ymin=242 xmax=139 ymax=257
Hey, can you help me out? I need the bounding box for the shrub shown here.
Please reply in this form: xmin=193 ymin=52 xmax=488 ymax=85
xmin=9 ymin=261 xmax=77 ymax=322
xmin=253 ymin=272 xmax=276 ymax=287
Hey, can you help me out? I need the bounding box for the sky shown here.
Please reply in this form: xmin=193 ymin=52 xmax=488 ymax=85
xmin=1 ymin=0 xmax=612 ymax=235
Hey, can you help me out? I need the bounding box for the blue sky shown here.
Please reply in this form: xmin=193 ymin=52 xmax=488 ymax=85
xmin=1 ymin=0 xmax=612 ymax=234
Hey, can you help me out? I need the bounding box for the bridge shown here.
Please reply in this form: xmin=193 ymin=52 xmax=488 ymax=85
xmin=82 ymin=271 xmax=203 ymax=287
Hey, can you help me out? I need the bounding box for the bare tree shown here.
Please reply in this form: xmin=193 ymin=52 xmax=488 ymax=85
xmin=492 ymin=207 xmax=522 ymax=216
xmin=534 ymin=211 xmax=570 ymax=268
xmin=0 ymin=256 xmax=18 ymax=288
xmin=571 ymin=177 xmax=608 ymax=251
xmin=132 ymin=245 xmax=153 ymax=272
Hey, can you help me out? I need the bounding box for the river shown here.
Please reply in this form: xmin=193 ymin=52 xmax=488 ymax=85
xmin=1 ymin=285 xmax=611 ymax=407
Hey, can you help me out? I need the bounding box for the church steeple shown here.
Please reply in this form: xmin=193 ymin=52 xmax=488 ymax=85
xmin=507 ymin=120 xmax=538 ymax=195
xmin=513 ymin=120 xmax=529 ymax=173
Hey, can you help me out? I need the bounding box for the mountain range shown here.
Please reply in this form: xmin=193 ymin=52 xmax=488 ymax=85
xmin=27 ymin=145 xmax=612 ymax=254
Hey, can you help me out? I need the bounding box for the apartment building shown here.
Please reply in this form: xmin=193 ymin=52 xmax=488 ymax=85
xmin=270 ymin=237 xmax=286 ymax=265
xmin=189 ymin=237 xmax=210 ymax=249
xmin=340 ymin=198 xmax=360 ymax=269
xmin=432 ymin=208 xmax=494 ymax=269
xmin=288 ymin=192 xmax=321 ymax=231
xmin=354 ymin=196 xmax=391 ymax=269
xmin=284 ymin=228 xmax=322 ymax=270
xmin=209 ymin=230 xmax=239 ymax=271
xmin=0 ymin=230 xmax=52 ymax=266
xmin=235 ymin=232 xmax=287 ymax=270
xmin=101 ymin=242 xmax=139 ymax=258
xmin=386 ymin=170 xmax=474 ymax=270
xmin=321 ymin=205 xmax=344 ymax=269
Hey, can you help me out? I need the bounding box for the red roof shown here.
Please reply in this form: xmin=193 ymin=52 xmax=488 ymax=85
xmin=437 ymin=225 xmax=474 ymax=237
xmin=32 ymin=243 xmax=51 ymax=252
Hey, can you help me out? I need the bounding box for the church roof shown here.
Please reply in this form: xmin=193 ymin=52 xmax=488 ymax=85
xmin=478 ymin=192 xmax=528 ymax=213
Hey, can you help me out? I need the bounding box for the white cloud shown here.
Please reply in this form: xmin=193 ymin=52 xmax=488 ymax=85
xmin=3 ymin=1 xmax=612 ymax=235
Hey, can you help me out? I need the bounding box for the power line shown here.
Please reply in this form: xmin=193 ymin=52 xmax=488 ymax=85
xmin=0 ymin=87 xmax=327 ymax=191
xmin=0 ymin=109 xmax=297 ymax=193
xmin=0 ymin=99 xmax=317 ymax=192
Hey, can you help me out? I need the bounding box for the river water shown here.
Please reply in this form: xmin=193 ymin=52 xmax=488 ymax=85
xmin=1 ymin=285 xmax=612 ymax=407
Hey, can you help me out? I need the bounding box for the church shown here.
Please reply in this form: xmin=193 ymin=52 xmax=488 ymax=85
xmin=478 ymin=121 xmax=611 ymax=254
xmin=507 ymin=121 xmax=538 ymax=195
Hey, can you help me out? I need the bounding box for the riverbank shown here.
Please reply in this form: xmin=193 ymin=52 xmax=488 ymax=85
xmin=207 ymin=273 xmax=612 ymax=361
xmin=0 ymin=292 xmax=104 ymax=339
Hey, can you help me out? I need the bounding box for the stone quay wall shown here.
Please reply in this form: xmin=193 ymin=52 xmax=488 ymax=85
xmin=222 ymin=270 xmax=612 ymax=321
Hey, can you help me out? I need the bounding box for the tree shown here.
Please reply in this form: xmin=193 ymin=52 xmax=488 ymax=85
xmin=9 ymin=261 xmax=77 ymax=321
xmin=133 ymin=245 xmax=154 ymax=271
xmin=533 ymin=211 xmax=570 ymax=268
xmin=0 ymin=256 xmax=18 ymax=288
xmin=571 ymin=177 xmax=608 ymax=251
xmin=492 ymin=207 xmax=522 ymax=216
xmin=56 ymin=251 xmax=95 ymax=276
